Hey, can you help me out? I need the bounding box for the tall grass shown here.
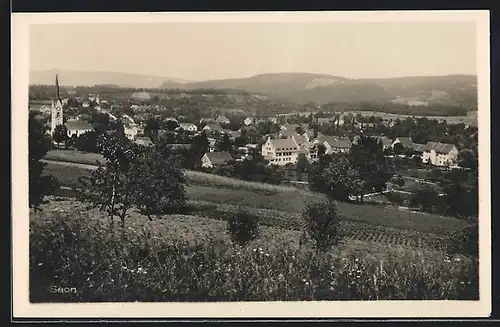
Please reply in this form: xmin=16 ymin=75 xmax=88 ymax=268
xmin=30 ymin=212 xmax=479 ymax=302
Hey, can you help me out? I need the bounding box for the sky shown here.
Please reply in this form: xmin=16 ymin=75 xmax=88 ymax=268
xmin=29 ymin=21 xmax=477 ymax=81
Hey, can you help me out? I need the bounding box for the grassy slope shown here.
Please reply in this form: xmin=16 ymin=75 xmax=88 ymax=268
xmin=42 ymin=152 xmax=470 ymax=237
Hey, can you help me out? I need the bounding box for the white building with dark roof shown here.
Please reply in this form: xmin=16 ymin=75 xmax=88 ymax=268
xmin=261 ymin=137 xmax=301 ymax=165
xmin=65 ymin=121 xmax=94 ymax=138
xmin=422 ymin=141 xmax=459 ymax=167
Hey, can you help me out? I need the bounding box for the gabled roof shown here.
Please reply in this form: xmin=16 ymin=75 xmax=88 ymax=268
xmin=204 ymin=151 xmax=233 ymax=165
xmin=423 ymin=141 xmax=456 ymax=154
xmin=394 ymin=136 xmax=414 ymax=148
xmin=229 ymin=131 xmax=241 ymax=138
xmin=268 ymin=137 xmax=299 ymax=150
xmin=318 ymin=135 xmax=352 ymax=149
xmin=65 ymin=120 xmax=94 ymax=131
xmin=216 ymin=114 xmax=230 ymax=122
xmin=370 ymin=135 xmax=393 ymax=147
xmin=135 ymin=136 xmax=154 ymax=146
xmin=292 ymin=134 xmax=307 ymax=146
xmin=414 ymin=143 xmax=426 ymax=152
xmin=280 ymin=128 xmax=298 ymax=138
xmin=280 ymin=123 xmax=295 ymax=131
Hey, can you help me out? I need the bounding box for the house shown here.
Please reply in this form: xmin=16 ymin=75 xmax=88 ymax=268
xmin=178 ymin=123 xmax=198 ymax=132
xmin=65 ymin=120 xmax=94 ymax=138
xmin=291 ymin=134 xmax=307 ymax=147
xmin=222 ymin=128 xmax=231 ymax=135
xmin=123 ymin=122 xmax=139 ymax=141
xmin=134 ymin=136 xmax=154 ymax=147
xmin=203 ymin=123 xmax=224 ymax=133
xmin=216 ymin=115 xmax=230 ymax=125
xmin=422 ymin=142 xmax=459 ymax=167
xmin=201 ymin=151 xmax=233 ymax=168
xmin=391 ymin=136 xmax=415 ymax=150
xmin=413 ymin=143 xmax=426 ymax=155
xmin=370 ymin=136 xmax=393 ymax=150
xmin=243 ymin=117 xmax=254 ymax=126
xmin=261 ymin=137 xmax=300 ymax=165
xmin=315 ymin=117 xmax=335 ymax=125
xmin=122 ymin=114 xmax=135 ymax=124
xmin=207 ymin=138 xmax=217 ymax=152
xmin=316 ymin=135 xmax=352 ymax=154
xmin=163 ymin=117 xmax=179 ymax=124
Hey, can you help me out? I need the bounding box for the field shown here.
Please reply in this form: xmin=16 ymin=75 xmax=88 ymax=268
xmin=42 ymin=150 xmax=471 ymax=247
xmin=31 ymin=150 xmax=478 ymax=301
xmin=345 ymin=110 xmax=477 ymax=126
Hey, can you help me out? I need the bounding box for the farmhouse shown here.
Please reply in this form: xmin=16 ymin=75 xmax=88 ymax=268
xmin=65 ymin=120 xmax=94 ymax=138
xmin=315 ymin=135 xmax=352 ymax=154
xmin=370 ymin=136 xmax=393 ymax=150
xmin=422 ymin=141 xmax=459 ymax=167
xmin=201 ymin=151 xmax=233 ymax=168
xmin=391 ymin=136 xmax=415 ymax=150
xmin=229 ymin=130 xmax=241 ymax=140
xmin=261 ymin=137 xmax=300 ymax=165
xmin=303 ymin=129 xmax=324 ymax=142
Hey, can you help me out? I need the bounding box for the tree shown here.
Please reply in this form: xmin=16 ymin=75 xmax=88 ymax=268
xmin=393 ymin=142 xmax=404 ymax=155
xmin=190 ymin=131 xmax=209 ymax=168
xmin=78 ymin=134 xmax=139 ymax=230
xmin=295 ymin=125 xmax=305 ymax=135
xmin=348 ymin=135 xmax=391 ymax=194
xmin=302 ymin=199 xmax=342 ymax=252
xmin=295 ymin=153 xmax=309 ymax=180
xmin=457 ymin=149 xmax=478 ymax=171
xmin=227 ymin=209 xmax=260 ymax=247
xmin=313 ymin=155 xmax=362 ymax=201
xmin=144 ymin=117 xmax=160 ymax=141
xmin=216 ymin=133 xmax=232 ymax=152
xmin=74 ymin=130 xmax=99 ymax=153
xmin=29 ymin=113 xmax=59 ymax=209
xmin=410 ymin=186 xmax=440 ymax=213
xmin=134 ymin=146 xmax=188 ymax=220
xmin=165 ymin=119 xmax=179 ymax=132
xmin=52 ymin=124 xmax=68 ymax=147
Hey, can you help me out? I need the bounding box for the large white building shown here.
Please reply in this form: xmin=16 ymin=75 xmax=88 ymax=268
xmin=261 ymin=137 xmax=302 ymax=165
xmin=422 ymin=141 xmax=459 ymax=167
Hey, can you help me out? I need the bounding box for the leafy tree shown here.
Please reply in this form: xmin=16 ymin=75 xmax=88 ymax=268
xmin=78 ymin=134 xmax=139 ymax=230
xmin=393 ymin=142 xmax=404 ymax=155
xmin=216 ymin=133 xmax=232 ymax=152
xmin=313 ymin=155 xmax=362 ymax=201
xmin=410 ymin=186 xmax=440 ymax=213
xmin=348 ymin=135 xmax=391 ymax=194
xmin=295 ymin=125 xmax=305 ymax=135
xmin=457 ymin=149 xmax=478 ymax=171
xmin=74 ymin=130 xmax=99 ymax=153
xmin=295 ymin=153 xmax=309 ymax=180
xmin=144 ymin=117 xmax=160 ymax=141
xmin=227 ymin=209 xmax=260 ymax=246
xmin=29 ymin=113 xmax=59 ymax=209
xmin=190 ymin=131 xmax=209 ymax=168
xmin=134 ymin=146 xmax=188 ymax=220
xmin=301 ymin=199 xmax=342 ymax=252
xmin=52 ymin=124 xmax=68 ymax=147
xmin=165 ymin=119 xmax=179 ymax=131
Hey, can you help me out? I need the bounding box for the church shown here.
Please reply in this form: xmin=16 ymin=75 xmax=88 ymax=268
xmin=50 ymin=74 xmax=94 ymax=138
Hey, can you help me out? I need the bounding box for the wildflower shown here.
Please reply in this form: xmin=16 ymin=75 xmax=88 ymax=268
xmin=302 ymin=278 xmax=307 ymax=282
xmin=253 ymin=249 xmax=257 ymax=252
xmin=38 ymin=263 xmax=43 ymax=266
xmin=355 ymin=258 xmax=359 ymax=262
xmin=111 ymin=279 xmax=114 ymax=282
xmin=265 ymin=253 xmax=270 ymax=257
xmin=454 ymin=257 xmax=461 ymax=262
xmin=305 ymin=282 xmax=310 ymax=286
xmin=138 ymin=267 xmax=144 ymax=273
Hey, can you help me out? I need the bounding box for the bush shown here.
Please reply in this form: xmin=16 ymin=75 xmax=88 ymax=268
xmin=391 ymin=176 xmax=405 ymax=188
xmin=386 ymin=191 xmax=408 ymax=206
xmin=226 ymin=209 xmax=260 ymax=246
xmin=302 ymin=200 xmax=342 ymax=252
xmin=446 ymin=224 xmax=479 ymax=258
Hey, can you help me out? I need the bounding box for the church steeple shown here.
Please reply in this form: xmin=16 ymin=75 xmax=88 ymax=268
xmin=55 ymin=74 xmax=61 ymax=102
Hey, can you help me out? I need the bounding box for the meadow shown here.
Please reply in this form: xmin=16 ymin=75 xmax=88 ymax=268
xmin=30 ymin=150 xmax=478 ymax=301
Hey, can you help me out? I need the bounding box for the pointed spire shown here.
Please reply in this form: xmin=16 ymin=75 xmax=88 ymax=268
xmin=55 ymin=74 xmax=61 ymax=101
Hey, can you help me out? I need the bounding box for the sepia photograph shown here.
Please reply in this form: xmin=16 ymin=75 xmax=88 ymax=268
xmin=12 ymin=11 xmax=490 ymax=318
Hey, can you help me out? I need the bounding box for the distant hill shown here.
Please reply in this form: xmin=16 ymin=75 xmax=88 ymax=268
xmin=30 ymin=69 xmax=193 ymax=89
xmin=30 ymin=70 xmax=477 ymax=110
xmin=160 ymin=72 xmax=478 ymax=109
